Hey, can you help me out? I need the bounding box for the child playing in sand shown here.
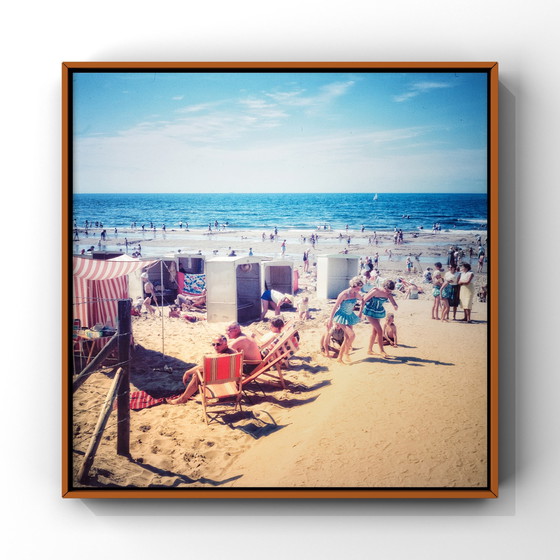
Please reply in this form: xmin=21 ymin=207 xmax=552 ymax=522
xmin=320 ymin=323 xmax=345 ymax=358
xmin=382 ymin=313 xmax=398 ymax=348
xmin=131 ymin=296 xmax=144 ymax=316
xmin=168 ymin=305 xmax=181 ymax=318
xmin=297 ymin=296 xmax=310 ymax=320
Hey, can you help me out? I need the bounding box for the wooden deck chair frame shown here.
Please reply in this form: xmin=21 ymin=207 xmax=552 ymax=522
xmin=242 ymin=324 xmax=301 ymax=391
xmin=256 ymin=320 xmax=299 ymax=354
xmin=196 ymin=351 xmax=244 ymax=424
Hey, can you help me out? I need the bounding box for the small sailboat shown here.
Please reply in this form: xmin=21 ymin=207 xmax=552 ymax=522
xmin=373 ymin=193 xmax=378 ymax=201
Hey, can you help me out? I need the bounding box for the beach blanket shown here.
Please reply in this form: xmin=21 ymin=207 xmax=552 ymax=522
xmin=112 ymin=390 xmax=180 ymax=410
xmin=178 ymin=272 xmax=206 ymax=295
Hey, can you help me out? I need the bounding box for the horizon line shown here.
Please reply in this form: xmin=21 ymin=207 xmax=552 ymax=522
xmin=74 ymin=191 xmax=487 ymax=195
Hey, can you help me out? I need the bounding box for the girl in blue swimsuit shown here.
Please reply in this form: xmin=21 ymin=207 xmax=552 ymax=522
xmin=327 ymin=276 xmax=364 ymax=363
xmin=361 ymin=279 xmax=398 ymax=358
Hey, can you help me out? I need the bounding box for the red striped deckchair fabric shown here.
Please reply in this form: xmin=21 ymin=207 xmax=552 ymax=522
xmin=198 ymin=352 xmax=243 ymax=423
xmin=201 ymin=352 xmax=243 ymax=398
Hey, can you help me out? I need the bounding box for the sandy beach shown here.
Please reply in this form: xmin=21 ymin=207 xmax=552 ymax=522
xmin=72 ymin=227 xmax=489 ymax=489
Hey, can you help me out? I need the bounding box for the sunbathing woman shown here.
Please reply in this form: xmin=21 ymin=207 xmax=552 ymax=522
xmin=254 ymin=317 xmax=285 ymax=353
xmin=361 ymin=279 xmax=398 ymax=358
xmin=327 ymin=276 xmax=364 ymax=364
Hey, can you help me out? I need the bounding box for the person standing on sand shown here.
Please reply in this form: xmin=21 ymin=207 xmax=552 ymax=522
xmin=140 ymin=272 xmax=158 ymax=316
xmin=431 ymin=271 xmax=443 ymax=320
xmin=441 ymin=264 xmax=460 ymax=321
xmin=458 ymin=262 xmax=475 ymax=322
xmin=361 ymin=279 xmax=398 ymax=358
xmin=327 ymin=276 xmax=364 ymax=364
xmin=477 ymin=252 xmax=485 ymax=272
xmin=303 ymin=249 xmax=310 ymax=273
xmin=406 ymin=256 xmax=413 ymax=273
xmin=297 ymin=296 xmax=310 ymax=320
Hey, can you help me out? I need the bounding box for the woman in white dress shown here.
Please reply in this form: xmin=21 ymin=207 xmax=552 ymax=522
xmin=458 ymin=263 xmax=475 ymax=323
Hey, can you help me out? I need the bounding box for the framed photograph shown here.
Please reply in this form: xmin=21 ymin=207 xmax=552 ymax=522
xmin=63 ymin=62 xmax=498 ymax=498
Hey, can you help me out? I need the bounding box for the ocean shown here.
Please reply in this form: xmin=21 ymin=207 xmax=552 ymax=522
xmin=73 ymin=192 xmax=487 ymax=233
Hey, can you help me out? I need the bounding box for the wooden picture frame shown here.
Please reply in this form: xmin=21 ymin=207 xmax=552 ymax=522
xmin=63 ymin=62 xmax=498 ymax=498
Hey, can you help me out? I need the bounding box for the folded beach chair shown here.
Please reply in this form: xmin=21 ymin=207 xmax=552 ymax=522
xmin=196 ymin=351 xmax=244 ymax=424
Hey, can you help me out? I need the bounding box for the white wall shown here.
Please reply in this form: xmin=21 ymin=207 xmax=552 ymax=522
xmin=3 ymin=1 xmax=557 ymax=558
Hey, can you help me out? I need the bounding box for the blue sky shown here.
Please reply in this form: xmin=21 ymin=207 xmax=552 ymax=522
xmin=73 ymin=71 xmax=488 ymax=194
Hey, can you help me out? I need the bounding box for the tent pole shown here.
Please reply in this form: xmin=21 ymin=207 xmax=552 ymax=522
xmin=160 ymin=259 xmax=165 ymax=358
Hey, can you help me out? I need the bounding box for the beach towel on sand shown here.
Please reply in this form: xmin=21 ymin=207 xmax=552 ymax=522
xmin=113 ymin=391 xmax=181 ymax=410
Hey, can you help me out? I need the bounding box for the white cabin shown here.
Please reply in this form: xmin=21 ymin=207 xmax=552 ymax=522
xmin=205 ymin=256 xmax=262 ymax=323
xmin=316 ymin=254 xmax=360 ymax=299
xmin=260 ymin=259 xmax=295 ymax=295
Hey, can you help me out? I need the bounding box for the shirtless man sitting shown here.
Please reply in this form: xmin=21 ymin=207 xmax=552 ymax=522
xmin=226 ymin=322 xmax=262 ymax=372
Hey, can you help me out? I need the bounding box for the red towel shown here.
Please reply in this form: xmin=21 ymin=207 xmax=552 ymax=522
xmin=113 ymin=391 xmax=181 ymax=410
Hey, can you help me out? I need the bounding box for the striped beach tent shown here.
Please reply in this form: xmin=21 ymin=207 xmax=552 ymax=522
xmin=73 ymin=255 xmax=157 ymax=328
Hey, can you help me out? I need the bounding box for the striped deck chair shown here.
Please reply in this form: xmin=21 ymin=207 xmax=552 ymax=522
xmin=196 ymin=351 xmax=244 ymax=424
xmin=242 ymin=324 xmax=301 ymax=391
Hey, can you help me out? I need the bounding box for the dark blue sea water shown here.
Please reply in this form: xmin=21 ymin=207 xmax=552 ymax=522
xmin=73 ymin=193 xmax=487 ymax=233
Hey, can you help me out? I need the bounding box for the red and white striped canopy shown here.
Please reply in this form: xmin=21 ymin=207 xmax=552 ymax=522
xmin=73 ymin=256 xmax=156 ymax=280
xmin=73 ymin=256 xmax=158 ymax=328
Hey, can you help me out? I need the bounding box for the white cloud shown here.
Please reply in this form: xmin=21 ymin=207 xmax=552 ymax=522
xmin=74 ymin=118 xmax=484 ymax=194
xmin=393 ymin=80 xmax=453 ymax=103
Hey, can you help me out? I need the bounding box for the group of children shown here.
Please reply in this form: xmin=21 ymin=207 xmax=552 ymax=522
xmin=321 ymin=312 xmax=397 ymax=359
xmin=321 ymin=276 xmax=400 ymax=364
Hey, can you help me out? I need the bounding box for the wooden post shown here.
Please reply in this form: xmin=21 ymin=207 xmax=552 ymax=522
xmin=116 ymin=299 xmax=131 ymax=456
xmin=78 ymin=368 xmax=123 ymax=483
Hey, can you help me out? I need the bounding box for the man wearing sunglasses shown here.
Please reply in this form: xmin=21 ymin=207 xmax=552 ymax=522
xmin=167 ymin=335 xmax=235 ymax=405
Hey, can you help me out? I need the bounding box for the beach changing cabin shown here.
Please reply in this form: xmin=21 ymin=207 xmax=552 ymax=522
xmin=316 ymin=254 xmax=360 ymax=299
xmin=205 ymin=256 xmax=262 ymax=323
xmin=175 ymin=253 xmax=205 ymax=275
xmin=260 ymin=259 xmax=295 ymax=295
xmin=142 ymin=259 xmax=179 ymax=305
